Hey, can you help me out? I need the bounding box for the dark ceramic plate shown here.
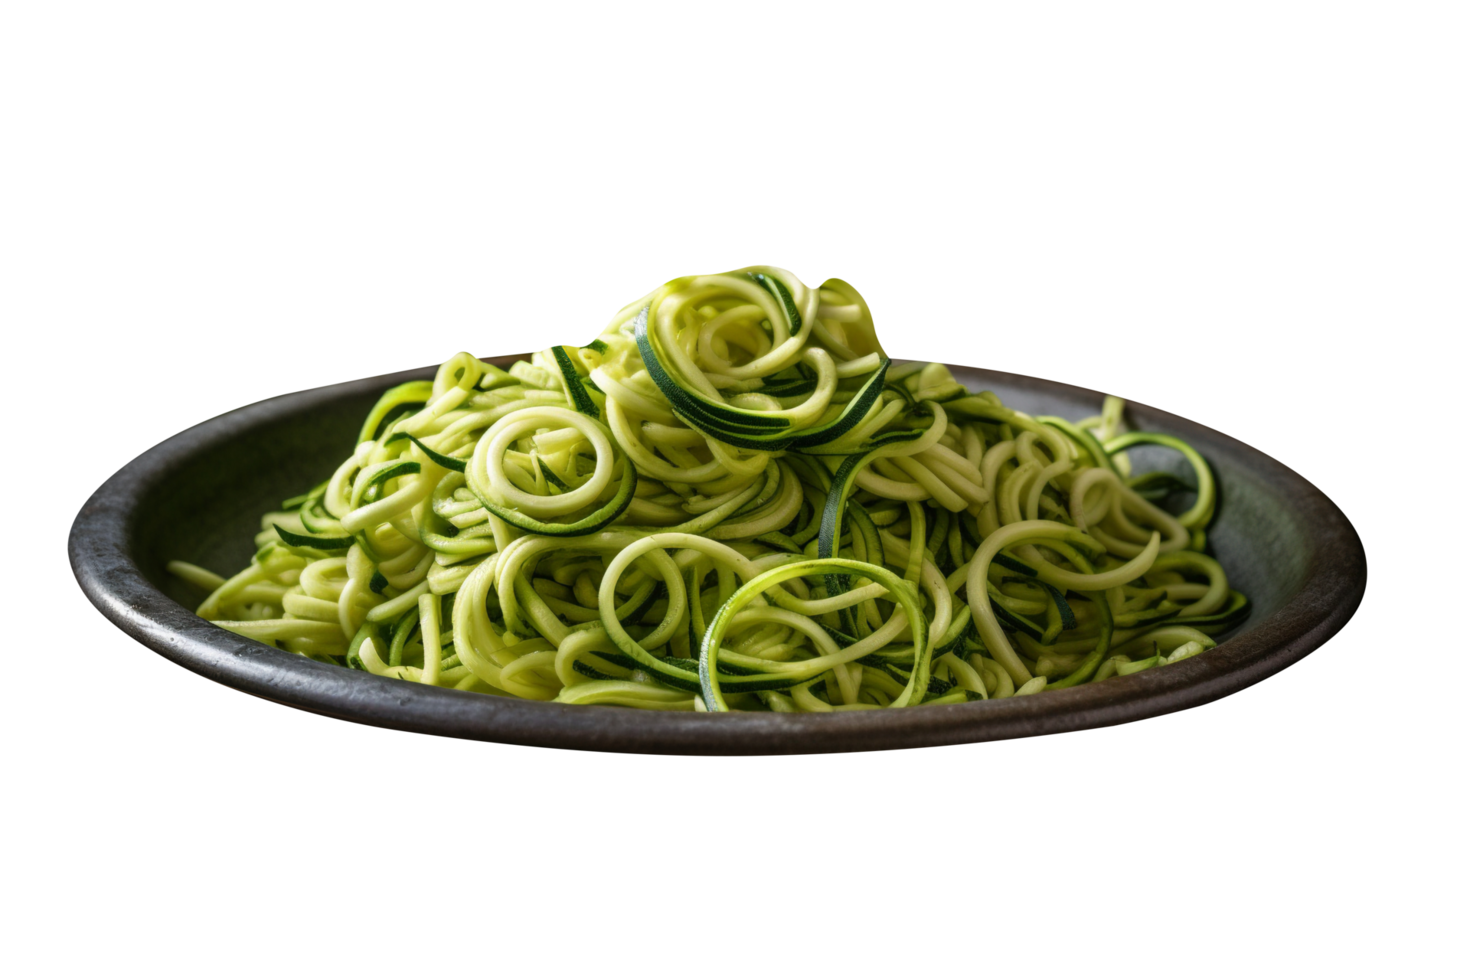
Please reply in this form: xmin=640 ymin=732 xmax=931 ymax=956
xmin=70 ymin=358 xmax=1365 ymax=754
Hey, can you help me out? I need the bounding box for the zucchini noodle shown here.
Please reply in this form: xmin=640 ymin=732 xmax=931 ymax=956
xmin=173 ymin=266 xmax=1249 ymax=713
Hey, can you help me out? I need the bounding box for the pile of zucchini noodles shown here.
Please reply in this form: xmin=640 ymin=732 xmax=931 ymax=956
xmin=172 ymin=266 xmax=1248 ymax=712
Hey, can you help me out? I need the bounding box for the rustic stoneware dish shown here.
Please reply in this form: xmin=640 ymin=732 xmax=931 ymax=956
xmin=70 ymin=357 xmax=1366 ymax=754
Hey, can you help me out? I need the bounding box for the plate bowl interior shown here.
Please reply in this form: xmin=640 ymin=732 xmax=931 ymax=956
xmin=77 ymin=358 xmax=1364 ymax=754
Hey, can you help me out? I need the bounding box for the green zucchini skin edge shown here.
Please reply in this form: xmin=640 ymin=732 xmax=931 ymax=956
xmin=407 ymin=435 xmax=468 ymax=472
xmin=550 ymin=345 xmax=601 ymax=419
xmin=273 ymin=523 xmax=354 ymax=552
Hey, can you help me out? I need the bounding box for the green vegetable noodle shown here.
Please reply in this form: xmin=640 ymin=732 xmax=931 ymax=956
xmin=170 ymin=266 xmax=1248 ymax=712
